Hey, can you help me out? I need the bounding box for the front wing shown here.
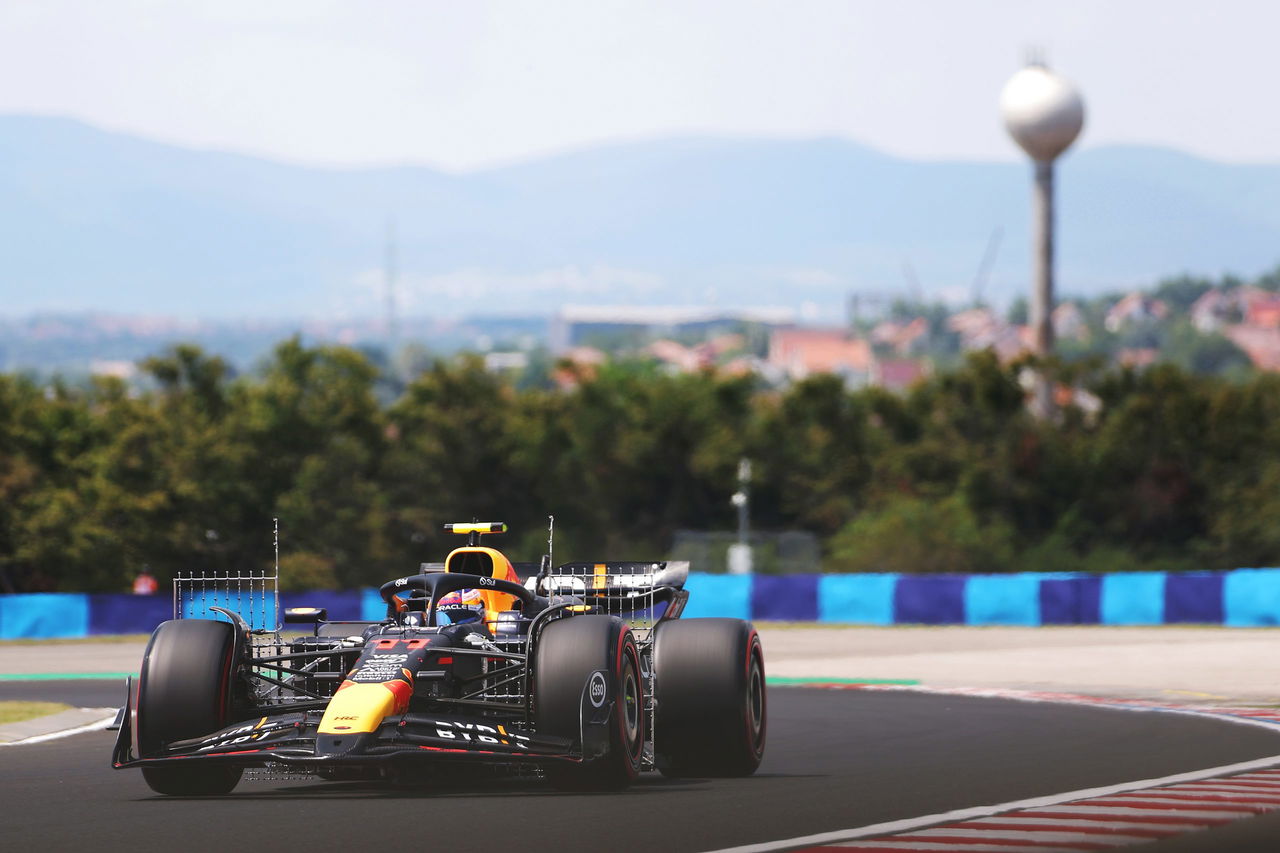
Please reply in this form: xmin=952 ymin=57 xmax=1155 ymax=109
xmin=112 ymin=678 xmax=601 ymax=772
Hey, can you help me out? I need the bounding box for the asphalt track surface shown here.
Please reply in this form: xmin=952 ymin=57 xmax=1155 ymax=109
xmin=7 ymin=680 xmax=1280 ymax=852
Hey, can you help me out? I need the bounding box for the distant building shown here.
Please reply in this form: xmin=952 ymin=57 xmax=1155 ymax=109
xmin=766 ymin=327 xmax=929 ymax=391
xmin=1052 ymin=302 xmax=1089 ymax=342
xmin=1117 ymin=348 xmax=1160 ymax=369
xmin=89 ymin=359 xmax=138 ymax=380
xmin=1224 ymin=326 xmax=1280 ymax=371
xmin=767 ymin=327 xmax=873 ymax=382
xmin=483 ymin=351 xmax=529 ymax=372
xmin=1246 ymin=295 xmax=1280 ymax=329
xmin=872 ymin=359 xmax=929 ymax=392
xmin=551 ymin=346 xmax=608 ymax=389
xmin=550 ymin=305 xmax=793 ymax=353
xmin=646 ymin=339 xmax=702 ymax=372
xmin=1190 ymin=288 xmax=1233 ymax=333
xmin=947 ymin=307 xmax=1002 ymax=341
xmin=1236 ymin=285 xmax=1275 ymax=314
xmin=644 ymin=333 xmax=748 ymax=374
xmin=1189 ymin=286 xmax=1280 ymax=333
xmin=869 ymin=317 xmax=928 ymax=355
xmin=1104 ymin=292 xmax=1168 ymax=333
xmin=946 ymin=307 xmax=1032 ymax=362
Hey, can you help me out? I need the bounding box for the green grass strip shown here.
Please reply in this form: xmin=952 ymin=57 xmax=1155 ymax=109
xmin=0 ymin=673 xmax=135 ymax=681
xmin=766 ymin=676 xmax=920 ymax=686
xmin=0 ymin=700 xmax=73 ymax=724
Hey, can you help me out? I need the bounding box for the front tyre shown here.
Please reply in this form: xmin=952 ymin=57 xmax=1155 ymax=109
xmin=534 ymin=615 xmax=644 ymax=790
xmin=137 ymin=619 xmax=243 ymax=795
xmin=653 ymin=618 xmax=766 ymax=777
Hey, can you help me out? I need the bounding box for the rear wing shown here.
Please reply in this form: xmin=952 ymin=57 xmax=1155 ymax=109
xmin=534 ymin=561 xmax=690 ymax=640
xmin=536 ymin=561 xmax=689 ymax=595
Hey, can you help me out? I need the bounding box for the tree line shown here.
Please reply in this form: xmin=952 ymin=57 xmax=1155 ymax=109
xmin=3 ymin=339 xmax=1280 ymax=593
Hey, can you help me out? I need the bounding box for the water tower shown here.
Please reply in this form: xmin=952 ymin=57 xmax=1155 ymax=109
xmin=1000 ymin=60 xmax=1085 ymax=415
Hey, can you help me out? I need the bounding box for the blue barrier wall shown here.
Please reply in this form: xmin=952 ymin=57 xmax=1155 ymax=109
xmin=0 ymin=593 xmax=89 ymax=639
xmin=966 ymin=574 xmax=1041 ymax=626
xmin=1040 ymin=576 xmax=1102 ymax=625
xmin=817 ymin=575 xmax=896 ymax=624
xmin=5 ymin=568 xmax=1280 ymax=637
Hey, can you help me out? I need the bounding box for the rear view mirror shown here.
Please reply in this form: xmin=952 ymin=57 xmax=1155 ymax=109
xmin=284 ymin=607 xmax=328 ymax=624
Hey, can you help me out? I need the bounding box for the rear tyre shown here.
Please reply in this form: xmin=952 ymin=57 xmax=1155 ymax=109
xmin=137 ymin=619 xmax=244 ymax=795
xmin=653 ymin=618 xmax=766 ymax=777
xmin=534 ymin=615 xmax=644 ymax=791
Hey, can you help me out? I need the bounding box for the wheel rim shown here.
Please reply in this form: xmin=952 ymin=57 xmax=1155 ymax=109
xmin=622 ymin=663 xmax=641 ymax=748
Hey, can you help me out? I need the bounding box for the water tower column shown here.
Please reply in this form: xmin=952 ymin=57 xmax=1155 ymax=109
xmin=1032 ymin=159 xmax=1055 ymax=358
xmin=1000 ymin=60 xmax=1085 ymax=417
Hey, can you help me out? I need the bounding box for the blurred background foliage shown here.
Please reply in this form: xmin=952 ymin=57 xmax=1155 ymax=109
xmin=2 ymin=339 xmax=1279 ymax=592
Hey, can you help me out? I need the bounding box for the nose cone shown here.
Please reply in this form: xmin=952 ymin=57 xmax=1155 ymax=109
xmin=1000 ymin=65 xmax=1085 ymax=162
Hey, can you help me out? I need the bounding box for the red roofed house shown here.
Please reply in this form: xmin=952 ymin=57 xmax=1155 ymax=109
xmin=1190 ymin=288 xmax=1232 ymax=333
xmin=869 ymin=317 xmax=928 ymax=355
xmin=647 ymin=339 xmax=702 ymax=372
xmin=872 ymin=359 xmax=929 ymax=392
xmin=1246 ymin=295 xmax=1280 ymax=329
xmin=1224 ymin=326 xmax=1280 ymax=371
xmin=768 ymin=327 xmax=873 ymax=382
xmin=1104 ymin=292 xmax=1168 ymax=333
xmin=1052 ymin=302 xmax=1089 ymax=342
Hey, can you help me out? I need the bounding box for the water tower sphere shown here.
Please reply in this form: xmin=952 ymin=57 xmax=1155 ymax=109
xmin=1000 ymin=65 xmax=1085 ymax=162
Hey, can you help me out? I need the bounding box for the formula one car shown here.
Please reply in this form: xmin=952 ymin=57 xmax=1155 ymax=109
xmin=112 ymin=521 xmax=766 ymax=794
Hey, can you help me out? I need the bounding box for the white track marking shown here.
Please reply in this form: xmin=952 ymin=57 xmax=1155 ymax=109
xmin=698 ymin=752 xmax=1280 ymax=853
xmin=0 ymin=709 xmax=115 ymax=746
xmin=963 ymin=815 xmax=1192 ymax=831
xmin=910 ymin=827 xmax=1150 ymax=844
xmin=1110 ymin=786 xmax=1276 ymax=796
xmin=1101 ymin=794 xmax=1276 ymax=808
xmin=1029 ymin=804 xmax=1253 ymax=819
xmin=1082 ymin=796 xmax=1262 ymax=810
xmin=1175 ymin=782 xmax=1280 ymax=792
xmin=843 ymin=683 xmax=1280 ymax=736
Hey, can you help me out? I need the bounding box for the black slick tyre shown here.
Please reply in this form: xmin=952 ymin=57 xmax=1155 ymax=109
xmin=534 ymin=615 xmax=644 ymax=790
xmin=136 ymin=619 xmax=243 ymax=795
xmin=653 ymin=618 xmax=766 ymax=777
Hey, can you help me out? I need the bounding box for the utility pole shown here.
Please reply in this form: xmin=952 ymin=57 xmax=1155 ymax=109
xmin=728 ymin=458 xmax=753 ymax=575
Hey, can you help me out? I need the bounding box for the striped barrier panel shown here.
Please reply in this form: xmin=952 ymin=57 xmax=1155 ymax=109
xmin=2 ymin=569 xmax=1280 ymax=638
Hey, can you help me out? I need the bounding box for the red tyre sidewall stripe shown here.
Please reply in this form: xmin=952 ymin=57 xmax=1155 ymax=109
xmin=744 ymin=630 xmax=766 ymax=758
xmin=615 ymin=626 xmax=642 ymax=775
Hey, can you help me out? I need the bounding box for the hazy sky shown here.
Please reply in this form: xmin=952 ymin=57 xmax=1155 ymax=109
xmin=1 ymin=1 xmax=1275 ymax=170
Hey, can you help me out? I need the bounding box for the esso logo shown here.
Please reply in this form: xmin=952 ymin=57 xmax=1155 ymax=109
xmin=588 ymin=671 xmax=607 ymax=708
xmin=478 ymin=576 xmax=496 ymax=587
xmin=394 ymin=577 xmax=408 ymax=587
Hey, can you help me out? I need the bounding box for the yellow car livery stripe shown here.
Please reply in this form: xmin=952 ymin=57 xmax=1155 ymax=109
xmin=318 ymin=681 xmax=407 ymax=735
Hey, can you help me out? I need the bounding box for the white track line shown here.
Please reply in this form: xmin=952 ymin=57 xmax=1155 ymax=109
xmin=0 ymin=709 xmax=116 ymax=746
xmin=699 ymin=752 xmax=1280 ymax=853
xmin=844 ymin=683 xmax=1280 ymax=736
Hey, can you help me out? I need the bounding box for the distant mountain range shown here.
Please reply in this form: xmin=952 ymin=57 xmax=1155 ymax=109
xmin=3 ymin=115 xmax=1280 ymax=320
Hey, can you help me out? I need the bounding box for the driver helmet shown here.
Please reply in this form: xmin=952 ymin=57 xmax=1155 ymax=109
xmin=437 ymin=587 xmax=485 ymax=625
